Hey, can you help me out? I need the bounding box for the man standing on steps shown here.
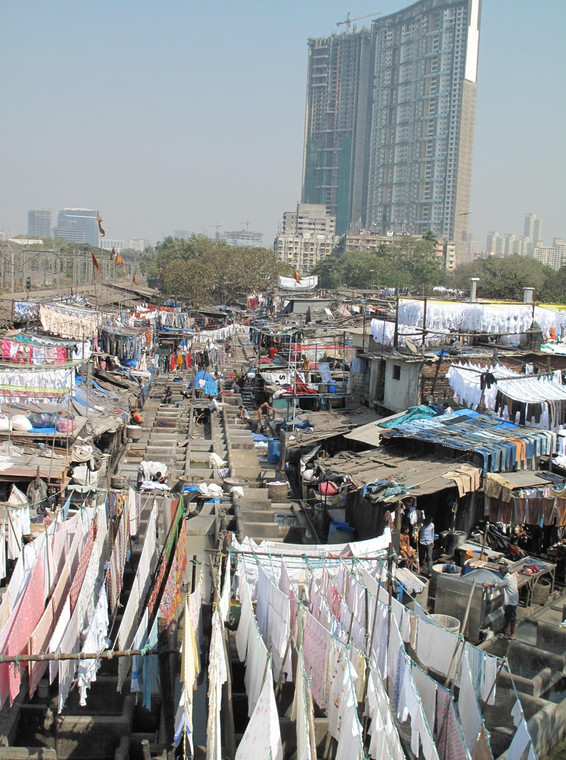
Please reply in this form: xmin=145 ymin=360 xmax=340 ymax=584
xmin=258 ymin=401 xmax=274 ymax=430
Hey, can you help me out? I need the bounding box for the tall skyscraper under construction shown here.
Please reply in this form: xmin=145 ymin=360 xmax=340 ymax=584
xmin=301 ymin=0 xmax=481 ymax=265
xmin=302 ymin=30 xmax=373 ymax=236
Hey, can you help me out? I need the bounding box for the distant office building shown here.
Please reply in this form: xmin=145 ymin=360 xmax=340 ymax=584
xmin=503 ymin=234 xmax=516 ymax=257
xmin=27 ymin=210 xmax=52 ymax=238
xmin=100 ymin=238 xmax=148 ymax=253
xmin=533 ymin=217 xmax=543 ymax=246
xmin=173 ymin=230 xmax=191 ymax=240
xmin=524 ymin=213 xmax=536 ymax=240
xmin=523 ymin=213 xmax=543 ymax=255
xmin=302 ymin=30 xmax=373 ymax=235
xmin=486 ymin=232 xmax=499 ymax=255
xmin=129 ymin=239 xmax=147 ymax=252
xmin=100 ymin=239 xmax=127 ymax=252
xmin=302 ymin=0 xmax=481 ymax=266
xmin=221 ymin=230 xmax=264 ymax=248
xmin=466 ymin=233 xmax=478 ymax=260
xmin=54 ymin=208 xmax=99 ymax=246
xmin=274 ymin=203 xmax=337 ymax=273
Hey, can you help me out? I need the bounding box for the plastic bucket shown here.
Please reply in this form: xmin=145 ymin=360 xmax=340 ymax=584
xmin=328 ymin=381 xmax=337 ymax=393
xmin=430 ymin=613 xmax=460 ymax=634
xmin=328 ymin=521 xmax=356 ymax=544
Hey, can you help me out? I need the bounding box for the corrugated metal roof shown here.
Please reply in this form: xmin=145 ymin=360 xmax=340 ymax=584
xmin=319 ymin=449 xmax=480 ymax=495
xmin=286 ymin=408 xmax=382 ymax=449
xmin=345 ymin=407 xmax=437 ymax=447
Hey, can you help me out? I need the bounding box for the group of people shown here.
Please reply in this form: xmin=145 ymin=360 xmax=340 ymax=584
xmin=399 ymin=515 xmax=435 ymax=577
xmin=399 ymin=515 xmax=519 ymax=641
xmin=238 ymin=401 xmax=274 ymax=432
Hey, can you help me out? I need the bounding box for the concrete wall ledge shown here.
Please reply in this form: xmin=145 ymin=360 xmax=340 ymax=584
xmin=0 ymin=750 xmax=58 ymax=759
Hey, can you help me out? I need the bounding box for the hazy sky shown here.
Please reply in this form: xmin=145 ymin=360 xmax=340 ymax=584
xmin=2 ymin=0 xmax=565 ymax=250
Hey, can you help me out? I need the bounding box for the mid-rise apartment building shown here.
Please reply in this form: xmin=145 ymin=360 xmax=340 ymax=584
xmin=274 ymin=203 xmax=337 ymax=273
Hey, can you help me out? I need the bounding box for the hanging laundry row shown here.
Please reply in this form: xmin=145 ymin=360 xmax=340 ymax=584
xmin=159 ymin=310 xmax=189 ymax=329
xmin=230 ymin=530 xmax=535 ymax=760
xmin=448 ymin=362 xmax=566 ymax=431
xmin=39 ymin=303 xmax=100 ymax=340
xmin=98 ymin=326 xmax=147 ymax=365
xmin=398 ymin=300 xmax=566 ymax=343
xmin=0 ymin=365 xmax=74 ymax=403
xmin=14 ymin=301 xmax=40 ymax=320
xmin=370 ymin=318 xmax=448 ymax=348
xmin=0 ymin=336 xmax=72 ymax=366
xmin=193 ymin=323 xmax=242 ymax=345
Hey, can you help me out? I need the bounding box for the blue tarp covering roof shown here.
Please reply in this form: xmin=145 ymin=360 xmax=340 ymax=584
xmin=379 ymin=405 xmax=439 ymax=428
xmin=381 ymin=408 xmax=553 ymax=475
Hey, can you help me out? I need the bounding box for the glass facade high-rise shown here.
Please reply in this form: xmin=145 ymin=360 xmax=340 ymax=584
xmin=301 ymin=30 xmax=373 ymax=235
xmin=27 ymin=210 xmax=52 ymax=238
xmin=301 ymin=0 xmax=481 ymax=265
xmin=54 ymin=208 xmax=100 ymax=246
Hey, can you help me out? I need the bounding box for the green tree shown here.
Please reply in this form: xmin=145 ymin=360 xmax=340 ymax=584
xmin=447 ymin=255 xmax=554 ymax=301
xmin=313 ymin=236 xmax=442 ymax=291
xmin=141 ymin=235 xmax=291 ymax=306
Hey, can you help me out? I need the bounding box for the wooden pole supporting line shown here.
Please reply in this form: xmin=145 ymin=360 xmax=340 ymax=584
xmin=0 ymin=647 xmax=176 ymax=664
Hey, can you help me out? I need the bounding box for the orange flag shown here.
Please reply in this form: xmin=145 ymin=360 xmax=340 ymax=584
xmin=115 ymin=253 xmax=124 ymax=267
xmin=97 ymin=212 xmax=106 ymax=237
xmin=132 ymin=273 xmax=138 ymax=285
xmin=293 ymin=269 xmax=302 ymax=283
xmin=91 ymin=252 xmax=100 ymax=273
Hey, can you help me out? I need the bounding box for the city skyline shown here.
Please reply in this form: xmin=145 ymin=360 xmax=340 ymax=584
xmin=2 ymin=1 xmax=565 ymax=253
xmin=301 ymin=0 xmax=479 ymax=265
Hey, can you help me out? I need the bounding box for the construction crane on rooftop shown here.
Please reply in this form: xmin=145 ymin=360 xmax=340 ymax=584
xmin=336 ymin=11 xmax=381 ymax=33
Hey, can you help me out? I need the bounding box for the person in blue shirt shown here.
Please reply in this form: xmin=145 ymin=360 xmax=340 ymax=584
xmin=418 ymin=516 xmax=435 ymax=577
